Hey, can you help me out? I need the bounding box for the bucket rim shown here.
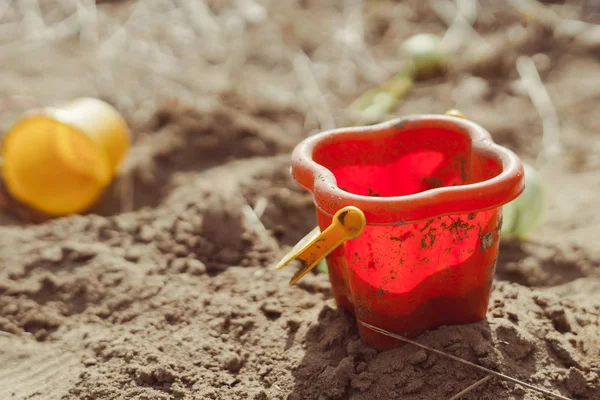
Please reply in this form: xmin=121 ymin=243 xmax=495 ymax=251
xmin=291 ymin=114 xmax=525 ymax=224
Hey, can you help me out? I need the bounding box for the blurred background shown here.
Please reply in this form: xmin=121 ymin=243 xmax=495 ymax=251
xmin=0 ymin=0 xmax=599 ymax=246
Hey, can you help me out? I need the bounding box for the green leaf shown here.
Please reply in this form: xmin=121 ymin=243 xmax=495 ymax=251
xmin=317 ymin=259 xmax=328 ymax=274
xmin=501 ymin=163 xmax=546 ymax=239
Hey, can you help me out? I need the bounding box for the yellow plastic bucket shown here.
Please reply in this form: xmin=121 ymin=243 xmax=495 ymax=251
xmin=1 ymin=97 xmax=130 ymax=216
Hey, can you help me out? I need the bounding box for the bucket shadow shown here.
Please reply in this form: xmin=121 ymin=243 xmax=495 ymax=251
xmin=288 ymin=305 xmax=540 ymax=399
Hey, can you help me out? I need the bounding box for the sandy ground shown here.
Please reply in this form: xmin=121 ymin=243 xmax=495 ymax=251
xmin=0 ymin=1 xmax=599 ymax=399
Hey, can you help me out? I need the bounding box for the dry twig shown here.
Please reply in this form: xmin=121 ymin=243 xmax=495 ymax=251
xmin=292 ymin=51 xmax=336 ymax=131
xmin=360 ymin=321 xmax=573 ymax=400
xmin=511 ymin=0 xmax=600 ymax=44
xmin=429 ymin=0 xmax=490 ymax=53
xmin=449 ymin=375 xmax=493 ymax=400
xmin=253 ymin=197 xmax=268 ymax=220
xmin=516 ymin=55 xmax=562 ymax=165
xmin=241 ymin=202 xmax=278 ymax=250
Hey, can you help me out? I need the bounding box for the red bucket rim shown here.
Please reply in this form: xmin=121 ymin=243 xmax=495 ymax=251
xmin=291 ymin=114 xmax=525 ymax=224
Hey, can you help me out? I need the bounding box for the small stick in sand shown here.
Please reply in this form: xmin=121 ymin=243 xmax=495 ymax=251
xmin=515 ymin=55 xmax=562 ymax=166
xmin=97 ymin=0 xmax=148 ymax=55
xmin=180 ymin=0 xmax=222 ymax=39
xmin=360 ymin=321 xmax=573 ymax=400
xmin=430 ymin=0 xmax=490 ymax=53
xmin=118 ymin=171 xmax=134 ymax=214
xmin=448 ymin=375 xmax=493 ymax=400
xmin=253 ymin=197 xmax=268 ymax=220
xmin=241 ymin=201 xmax=278 ymax=250
xmin=292 ymin=51 xmax=336 ymax=131
xmin=0 ymin=10 xmax=81 ymax=60
xmin=510 ymin=0 xmax=600 ymax=44
xmin=75 ymin=0 xmax=99 ymax=50
xmin=340 ymin=0 xmax=386 ymax=82
xmin=224 ymin=14 xmax=247 ymax=83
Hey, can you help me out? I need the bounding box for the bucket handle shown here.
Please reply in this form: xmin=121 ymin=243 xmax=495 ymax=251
xmin=275 ymin=206 xmax=366 ymax=285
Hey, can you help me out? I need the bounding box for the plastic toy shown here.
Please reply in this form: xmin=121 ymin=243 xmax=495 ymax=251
xmin=275 ymin=110 xmax=525 ymax=350
xmin=1 ymin=97 xmax=130 ymax=218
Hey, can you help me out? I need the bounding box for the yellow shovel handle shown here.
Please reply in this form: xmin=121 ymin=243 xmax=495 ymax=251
xmin=275 ymin=206 xmax=366 ymax=285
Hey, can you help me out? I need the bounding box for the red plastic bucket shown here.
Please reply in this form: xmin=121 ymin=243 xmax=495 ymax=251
xmin=290 ymin=114 xmax=525 ymax=350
